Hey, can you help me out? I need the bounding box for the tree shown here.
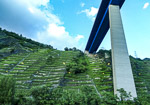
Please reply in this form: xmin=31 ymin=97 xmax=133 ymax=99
xmin=64 ymin=47 xmax=69 ymax=51
xmin=117 ymin=88 xmax=134 ymax=104
xmin=73 ymin=47 xmax=77 ymax=51
xmin=100 ymin=93 xmax=117 ymax=105
xmin=117 ymin=88 xmax=132 ymax=101
xmin=66 ymin=53 xmax=89 ymax=75
xmin=31 ymin=86 xmax=54 ymax=105
xmin=0 ymin=76 xmax=16 ymax=105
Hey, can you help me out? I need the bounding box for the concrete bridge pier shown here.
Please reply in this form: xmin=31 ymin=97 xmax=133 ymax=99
xmin=109 ymin=5 xmax=137 ymax=98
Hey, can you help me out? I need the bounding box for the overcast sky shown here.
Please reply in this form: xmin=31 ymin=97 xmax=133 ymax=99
xmin=0 ymin=0 xmax=150 ymax=59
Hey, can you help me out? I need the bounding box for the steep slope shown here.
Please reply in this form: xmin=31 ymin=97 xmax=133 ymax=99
xmin=130 ymin=57 xmax=150 ymax=95
xmin=0 ymin=48 xmax=80 ymax=95
xmin=60 ymin=53 xmax=113 ymax=98
xmin=97 ymin=49 xmax=150 ymax=96
xmin=0 ymin=28 xmax=150 ymax=104
xmin=0 ymin=28 xmax=52 ymax=59
xmin=87 ymin=54 xmax=113 ymax=96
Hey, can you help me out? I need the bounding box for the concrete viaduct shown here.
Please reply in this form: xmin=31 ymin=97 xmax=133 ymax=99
xmin=85 ymin=0 xmax=137 ymax=98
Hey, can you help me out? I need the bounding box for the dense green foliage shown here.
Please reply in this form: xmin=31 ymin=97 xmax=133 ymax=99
xmin=1 ymin=76 xmax=149 ymax=105
xmin=66 ymin=52 xmax=89 ymax=75
xmin=0 ymin=76 xmax=15 ymax=105
xmin=29 ymin=86 xmax=101 ymax=105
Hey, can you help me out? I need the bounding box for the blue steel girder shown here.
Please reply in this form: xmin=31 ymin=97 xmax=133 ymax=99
xmin=85 ymin=0 xmax=125 ymax=53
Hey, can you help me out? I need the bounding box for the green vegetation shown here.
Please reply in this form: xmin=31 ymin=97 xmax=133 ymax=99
xmin=0 ymin=76 xmax=15 ymax=105
xmin=66 ymin=52 xmax=89 ymax=75
xmin=0 ymin=28 xmax=150 ymax=104
xmin=130 ymin=56 xmax=150 ymax=95
xmin=96 ymin=49 xmax=150 ymax=104
xmin=85 ymin=50 xmax=113 ymax=96
xmin=1 ymin=76 xmax=150 ymax=105
xmin=64 ymin=47 xmax=81 ymax=51
xmin=0 ymin=28 xmax=52 ymax=59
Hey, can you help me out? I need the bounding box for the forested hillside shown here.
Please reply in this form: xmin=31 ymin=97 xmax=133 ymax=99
xmin=0 ymin=28 xmax=150 ymax=105
xmin=0 ymin=27 xmax=52 ymax=59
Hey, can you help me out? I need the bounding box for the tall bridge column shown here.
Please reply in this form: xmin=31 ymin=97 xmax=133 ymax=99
xmin=109 ymin=5 xmax=137 ymax=98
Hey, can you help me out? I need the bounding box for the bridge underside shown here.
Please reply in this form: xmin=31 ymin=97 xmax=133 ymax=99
xmin=85 ymin=0 xmax=125 ymax=53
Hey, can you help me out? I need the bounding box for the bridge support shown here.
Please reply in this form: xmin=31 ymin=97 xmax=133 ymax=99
xmin=109 ymin=5 xmax=137 ymax=98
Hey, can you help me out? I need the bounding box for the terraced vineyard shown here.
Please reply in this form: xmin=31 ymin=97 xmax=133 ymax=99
xmin=60 ymin=54 xmax=113 ymax=97
xmin=130 ymin=57 xmax=150 ymax=95
xmin=0 ymin=48 xmax=114 ymax=97
xmin=0 ymin=49 xmax=80 ymax=95
xmin=87 ymin=55 xmax=113 ymax=95
xmin=1 ymin=46 xmax=150 ymax=105
xmin=1 ymin=28 xmax=150 ymax=104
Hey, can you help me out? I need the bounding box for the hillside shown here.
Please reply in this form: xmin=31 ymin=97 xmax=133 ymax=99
xmin=97 ymin=50 xmax=150 ymax=95
xmin=0 ymin=28 xmax=150 ymax=104
xmin=0 ymin=28 xmax=52 ymax=59
xmin=130 ymin=56 xmax=150 ymax=94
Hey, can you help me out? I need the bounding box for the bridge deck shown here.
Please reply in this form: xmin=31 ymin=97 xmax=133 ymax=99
xmin=85 ymin=0 xmax=125 ymax=53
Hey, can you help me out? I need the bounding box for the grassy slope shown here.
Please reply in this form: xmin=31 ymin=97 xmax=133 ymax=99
xmin=60 ymin=54 xmax=113 ymax=97
xmin=130 ymin=56 xmax=150 ymax=95
xmin=0 ymin=33 xmax=113 ymax=97
xmin=0 ymin=28 xmax=150 ymax=98
xmin=97 ymin=49 xmax=150 ymax=96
